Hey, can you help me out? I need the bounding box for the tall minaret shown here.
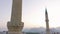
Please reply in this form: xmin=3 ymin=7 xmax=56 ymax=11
xmin=7 ymin=0 xmax=24 ymax=34
xmin=45 ymin=8 xmax=50 ymax=34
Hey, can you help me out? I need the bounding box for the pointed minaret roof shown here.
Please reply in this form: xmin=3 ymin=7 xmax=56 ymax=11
xmin=45 ymin=8 xmax=48 ymax=15
xmin=45 ymin=8 xmax=49 ymax=22
xmin=45 ymin=8 xmax=48 ymax=18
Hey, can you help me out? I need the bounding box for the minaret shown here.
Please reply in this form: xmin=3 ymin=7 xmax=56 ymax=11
xmin=7 ymin=0 xmax=24 ymax=34
xmin=45 ymin=8 xmax=50 ymax=34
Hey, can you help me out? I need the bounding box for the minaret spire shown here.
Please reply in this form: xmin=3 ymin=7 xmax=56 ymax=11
xmin=45 ymin=8 xmax=49 ymax=21
xmin=45 ymin=8 xmax=50 ymax=34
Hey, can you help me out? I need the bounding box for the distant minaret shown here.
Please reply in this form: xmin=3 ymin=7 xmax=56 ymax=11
xmin=45 ymin=8 xmax=50 ymax=34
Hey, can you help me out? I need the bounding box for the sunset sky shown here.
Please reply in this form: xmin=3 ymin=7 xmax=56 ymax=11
xmin=0 ymin=0 xmax=60 ymax=31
